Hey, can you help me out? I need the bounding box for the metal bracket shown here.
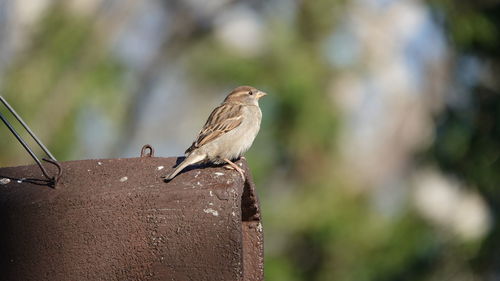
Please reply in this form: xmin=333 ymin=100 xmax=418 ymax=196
xmin=0 ymin=96 xmax=62 ymax=188
xmin=140 ymin=144 xmax=155 ymax=157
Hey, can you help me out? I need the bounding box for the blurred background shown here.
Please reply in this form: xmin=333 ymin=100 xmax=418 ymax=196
xmin=0 ymin=0 xmax=499 ymax=280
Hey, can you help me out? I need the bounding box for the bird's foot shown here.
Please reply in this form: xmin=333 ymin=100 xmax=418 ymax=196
xmin=223 ymin=158 xmax=245 ymax=181
xmin=223 ymin=164 xmax=234 ymax=170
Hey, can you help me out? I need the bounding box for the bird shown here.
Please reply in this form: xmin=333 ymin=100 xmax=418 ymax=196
xmin=163 ymin=86 xmax=266 ymax=181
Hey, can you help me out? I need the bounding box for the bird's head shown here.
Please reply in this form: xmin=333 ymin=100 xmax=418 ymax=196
xmin=224 ymin=86 xmax=267 ymax=105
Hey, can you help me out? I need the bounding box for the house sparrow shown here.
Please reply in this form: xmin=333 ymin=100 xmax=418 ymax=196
xmin=164 ymin=86 xmax=266 ymax=181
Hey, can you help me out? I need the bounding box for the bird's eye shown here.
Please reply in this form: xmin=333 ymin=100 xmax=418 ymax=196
xmin=248 ymin=91 xmax=253 ymax=95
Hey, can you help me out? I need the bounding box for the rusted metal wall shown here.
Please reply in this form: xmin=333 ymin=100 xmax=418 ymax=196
xmin=0 ymin=157 xmax=263 ymax=281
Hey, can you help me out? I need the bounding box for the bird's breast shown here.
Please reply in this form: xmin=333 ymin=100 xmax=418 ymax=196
xmin=203 ymin=106 xmax=261 ymax=161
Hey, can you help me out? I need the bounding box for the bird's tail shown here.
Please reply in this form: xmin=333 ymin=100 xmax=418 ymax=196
xmin=164 ymin=153 xmax=205 ymax=181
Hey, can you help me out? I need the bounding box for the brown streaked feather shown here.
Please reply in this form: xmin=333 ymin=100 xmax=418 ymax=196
xmin=185 ymin=103 xmax=243 ymax=154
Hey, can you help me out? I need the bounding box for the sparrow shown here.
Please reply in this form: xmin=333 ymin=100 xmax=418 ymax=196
xmin=164 ymin=86 xmax=266 ymax=181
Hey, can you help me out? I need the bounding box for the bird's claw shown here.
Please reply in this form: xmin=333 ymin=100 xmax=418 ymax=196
xmin=234 ymin=166 xmax=245 ymax=181
xmin=223 ymin=164 xmax=234 ymax=170
xmin=223 ymin=159 xmax=246 ymax=181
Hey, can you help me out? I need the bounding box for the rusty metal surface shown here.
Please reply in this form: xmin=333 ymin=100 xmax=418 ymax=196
xmin=0 ymin=157 xmax=264 ymax=281
xmin=240 ymin=170 xmax=264 ymax=281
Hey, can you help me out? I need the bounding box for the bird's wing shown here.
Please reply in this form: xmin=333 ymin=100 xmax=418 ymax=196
xmin=185 ymin=103 xmax=243 ymax=154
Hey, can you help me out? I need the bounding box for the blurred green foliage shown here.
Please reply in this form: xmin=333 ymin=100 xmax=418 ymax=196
xmin=428 ymin=1 xmax=500 ymax=55
xmin=0 ymin=3 xmax=124 ymax=164
xmin=426 ymin=0 xmax=500 ymax=276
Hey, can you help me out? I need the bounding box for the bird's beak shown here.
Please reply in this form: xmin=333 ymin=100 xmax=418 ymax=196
xmin=256 ymin=91 xmax=267 ymax=99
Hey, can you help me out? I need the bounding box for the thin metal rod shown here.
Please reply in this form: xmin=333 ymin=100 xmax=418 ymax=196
xmin=0 ymin=111 xmax=52 ymax=178
xmin=0 ymin=96 xmax=62 ymax=187
xmin=0 ymin=96 xmax=57 ymax=161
